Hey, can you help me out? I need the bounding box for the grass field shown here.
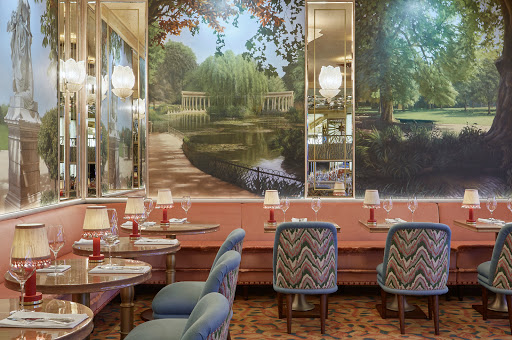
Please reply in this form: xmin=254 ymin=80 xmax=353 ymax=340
xmin=0 ymin=124 xmax=7 ymax=150
xmin=357 ymin=107 xmax=496 ymax=126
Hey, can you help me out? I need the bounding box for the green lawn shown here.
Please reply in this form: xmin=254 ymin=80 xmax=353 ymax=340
xmin=0 ymin=124 xmax=7 ymax=150
xmin=358 ymin=107 xmax=496 ymax=126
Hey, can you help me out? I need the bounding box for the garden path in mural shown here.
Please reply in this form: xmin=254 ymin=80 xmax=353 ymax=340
xmin=147 ymin=132 xmax=257 ymax=198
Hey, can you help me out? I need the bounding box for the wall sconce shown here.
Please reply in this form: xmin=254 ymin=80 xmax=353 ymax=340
xmin=319 ymin=65 xmax=342 ymax=102
xmin=86 ymin=75 xmax=109 ymax=105
xmin=112 ymin=65 xmax=135 ymax=100
xmin=60 ymin=58 xmax=86 ymax=93
xmin=133 ymin=98 xmax=146 ymax=118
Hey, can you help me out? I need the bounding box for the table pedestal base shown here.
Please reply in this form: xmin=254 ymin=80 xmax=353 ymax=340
xmin=488 ymin=293 xmax=508 ymax=312
xmin=386 ymin=294 xmax=415 ymax=312
xmin=376 ymin=303 xmax=428 ymax=319
xmin=472 ymin=304 xmax=510 ymax=319
xmin=120 ymin=286 xmax=134 ymax=340
xmin=292 ymin=294 xmax=314 ymax=311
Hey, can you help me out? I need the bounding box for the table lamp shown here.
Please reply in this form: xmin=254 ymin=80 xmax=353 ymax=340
xmin=12 ymin=223 xmax=51 ymax=305
xmin=83 ymin=206 xmax=111 ymax=262
xmin=125 ymin=196 xmax=146 ymax=239
xmin=363 ymin=190 xmax=380 ymax=225
xmin=462 ymin=189 xmax=480 ymax=224
xmin=333 ymin=182 xmax=346 ymax=196
xmin=156 ymin=189 xmax=173 ymax=226
xmin=264 ymin=190 xmax=280 ymax=227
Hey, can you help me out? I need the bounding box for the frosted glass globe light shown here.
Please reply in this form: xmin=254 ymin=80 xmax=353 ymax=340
xmin=61 ymin=58 xmax=86 ymax=93
xmin=112 ymin=65 xmax=135 ymax=99
xmin=319 ymin=65 xmax=342 ymax=101
xmin=133 ymin=98 xmax=146 ymax=116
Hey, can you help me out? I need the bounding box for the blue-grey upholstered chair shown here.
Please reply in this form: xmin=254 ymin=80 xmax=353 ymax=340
xmin=125 ymin=292 xmax=231 ymax=340
xmin=273 ymin=222 xmax=338 ymax=334
xmin=477 ymin=223 xmax=512 ymax=331
xmin=153 ymin=250 xmax=241 ymax=318
xmin=377 ymin=222 xmax=451 ymax=335
xmin=152 ymin=228 xmax=245 ymax=319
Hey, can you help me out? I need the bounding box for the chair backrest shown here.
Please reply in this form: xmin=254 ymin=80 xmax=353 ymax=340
xmin=212 ymin=228 xmax=245 ymax=268
xmin=273 ymin=222 xmax=338 ymax=291
xmin=489 ymin=223 xmax=512 ymax=289
xmin=201 ymin=250 xmax=241 ymax=309
xmin=382 ymin=222 xmax=451 ymax=291
xmin=180 ymin=292 xmax=231 ymax=340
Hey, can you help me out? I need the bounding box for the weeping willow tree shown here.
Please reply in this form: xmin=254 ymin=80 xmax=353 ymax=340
xmin=187 ymin=51 xmax=268 ymax=115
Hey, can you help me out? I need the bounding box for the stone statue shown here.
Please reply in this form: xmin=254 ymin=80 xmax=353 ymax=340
xmin=7 ymin=0 xmax=34 ymax=109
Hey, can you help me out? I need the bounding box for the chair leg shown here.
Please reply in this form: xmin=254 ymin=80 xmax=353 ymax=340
xmin=227 ymin=329 xmax=232 ymax=340
xmin=398 ymin=294 xmax=405 ymax=334
xmin=506 ymin=295 xmax=512 ymax=334
xmin=482 ymin=287 xmax=488 ymax=320
xmin=277 ymin=292 xmax=283 ymax=319
xmin=427 ymin=296 xmax=433 ymax=320
xmin=325 ymin=294 xmax=329 ymax=319
xmin=243 ymin=285 xmax=249 ymax=300
xmin=286 ymin=294 xmax=293 ymax=334
xmin=320 ymin=294 xmax=327 ymax=334
xmin=433 ymin=295 xmax=440 ymax=335
xmin=381 ymin=288 xmax=387 ymax=319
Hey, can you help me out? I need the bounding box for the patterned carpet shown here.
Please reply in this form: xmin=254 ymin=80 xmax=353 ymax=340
xmin=90 ymin=285 xmax=512 ymax=340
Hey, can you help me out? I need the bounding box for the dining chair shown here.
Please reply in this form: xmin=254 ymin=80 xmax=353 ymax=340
xmin=152 ymin=228 xmax=245 ymax=319
xmin=125 ymin=292 xmax=231 ymax=340
xmin=477 ymin=223 xmax=512 ymax=332
xmin=273 ymin=222 xmax=338 ymax=334
xmin=153 ymin=249 xmax=241 ymax=315
xmin=377 ymin=222 xmax=451 ymax=335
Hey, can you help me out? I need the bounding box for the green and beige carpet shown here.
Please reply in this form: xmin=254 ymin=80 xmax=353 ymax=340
xmin=91 ymin=286 xmax=512 ymax=339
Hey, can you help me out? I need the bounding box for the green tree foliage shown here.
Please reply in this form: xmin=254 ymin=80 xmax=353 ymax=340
xmin=0 ymin=105 xmax=8 ymax=125
xmin=37 ymin=108 xmax=58 ymax=181
xmin=189 ymin=51 xmax=268 ymax=113
xmin=474 ymin=57 xmax=500 ymax=115
xmin=282 ymin=53 xmax=305 ymax=103
xmin=416 ymin=63 xmax=458 ymax=108
xmin=267 ymin=75 xmax=286 ymax=92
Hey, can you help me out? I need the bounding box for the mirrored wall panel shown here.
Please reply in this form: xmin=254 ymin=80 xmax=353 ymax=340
xmin=306 ymin=1 xmax=354 ymax=197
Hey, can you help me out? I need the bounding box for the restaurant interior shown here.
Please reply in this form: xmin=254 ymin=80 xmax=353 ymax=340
xmin=0 ymin=0 xmax=510 ymax=339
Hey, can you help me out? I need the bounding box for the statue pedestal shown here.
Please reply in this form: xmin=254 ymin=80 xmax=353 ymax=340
xmin=4 ymin=96 xmax=41 ymax=211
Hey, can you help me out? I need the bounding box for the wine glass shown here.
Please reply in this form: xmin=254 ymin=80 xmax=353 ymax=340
xmin=487 ymin=196 xmax=497 ymax=222
xmin=280 ymin=197 xmax=290 ymax=222
xmin=47 ymin=225 xmax=65 ymax=277
xmin=9 ymin=245 xmax=36 ymax=310
xmin=181 ymin=196 xmax=192 ymax=223
xmin=383 ymin=197 xmax=393 ymax=223
xmin=408 ymin=197 xmax=418 ymax=222
xmin=102 ymin=223 xmax=119 ymax=268
xmin=311 ymin=197 xmax=321 ymax=221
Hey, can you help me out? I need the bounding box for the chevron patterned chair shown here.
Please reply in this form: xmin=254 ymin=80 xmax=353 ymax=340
xmin=477 ymin=223 xmax=512 ymax=332
xmin=377 ymin=222 xmax=451 ymax=335
xmin=152 ymin=228 xmax=245 ymax=319
xmin=273 ymin=222 xmax=338 ymax=334
xmin=125 ymin=292 xmax=231 ymax=340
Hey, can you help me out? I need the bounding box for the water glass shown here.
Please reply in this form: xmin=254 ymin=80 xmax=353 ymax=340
xmin=9 ymin=245 xmax=36 ymax=310
xmin=383 ymin=197 xmax=393 ymax=222
xmin=103 ymin=223 xmax=119 ymax=267
xmin=280 ymin=198 xmax=290 ymax=222
xmin=181 ymin=196 xmax=192 ymax=223
xmin=408 ymin=197 xmax=418 ymax=222
xmin=311 ymin=197 xmax=321 ymax=221
xmin=47 ymin=225 xmax=65 ymax=277
xmin=487 ymin=197 xmax=497 ymax=221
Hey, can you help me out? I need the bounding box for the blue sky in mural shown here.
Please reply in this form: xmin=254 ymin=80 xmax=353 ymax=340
xmin=0 ymin=0 xmax=57 ymax=116
xmin=168 ymin=12 xmax=288 ymax=77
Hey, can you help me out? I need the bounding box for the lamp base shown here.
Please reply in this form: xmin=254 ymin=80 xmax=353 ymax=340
xmin=367 ymin=220 xmax=377 ymax=226
xmin=22 ymin=292 xmax=43 ymax=306
xmin=466 ymin=219 xmax=476 ymax=225
xmin=160 ymin=221 xmax=170 ymax=226
xmin=89 ymin=254 xmax=105 ymax=263
xmin=266 ymin=221 xmax=277 ymax=227
xmin=130 ymin=234 xmax=141 ymax=240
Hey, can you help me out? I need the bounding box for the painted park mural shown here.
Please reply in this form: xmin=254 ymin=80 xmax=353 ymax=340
xmin=147 ymin=0 xmax=510 ymax=200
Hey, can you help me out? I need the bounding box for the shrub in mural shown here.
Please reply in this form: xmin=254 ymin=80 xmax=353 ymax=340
xmin=355 ymin=0 xmax=509 ymax=198
xmin=147 ymin=0 xmax=305 ymax=198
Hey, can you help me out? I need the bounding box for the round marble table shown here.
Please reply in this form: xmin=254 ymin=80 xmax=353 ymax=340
xmin=72 ymin=237 xmax=180 ymax=284
xmin=4 ymin=258 xmax=151 ymax=339
xmin=120 ymin=223 xmax=220 ymax=239
xmin=0 ymin=299 xmax=93 ymax=340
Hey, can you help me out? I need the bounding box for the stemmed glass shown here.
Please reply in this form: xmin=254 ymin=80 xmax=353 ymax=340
xmin=181 ymin=196 xmax=192 ymax=223
xmin=408 ymin=197 xmax=418 ymax=222
xmin=102 ymin=223 xmax=119 ymax=268
xmin=383 ymin=197 xmax=393 ymax=223
xmin=9 ymin=245 xmax=36 ymax=310
xmin=47 ymin=225 xmax=65 ymax=277
xmin=280 ymin=197 xmax=290 ymax=222
xmin=487 ymin=196 xmax=497 ymax=223
xmin=311 ymin=197 xmax=321 ymax=221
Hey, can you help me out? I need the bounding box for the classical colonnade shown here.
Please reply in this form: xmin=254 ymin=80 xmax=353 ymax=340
xmin=180 ymin=91 xmax=295 ymax=112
